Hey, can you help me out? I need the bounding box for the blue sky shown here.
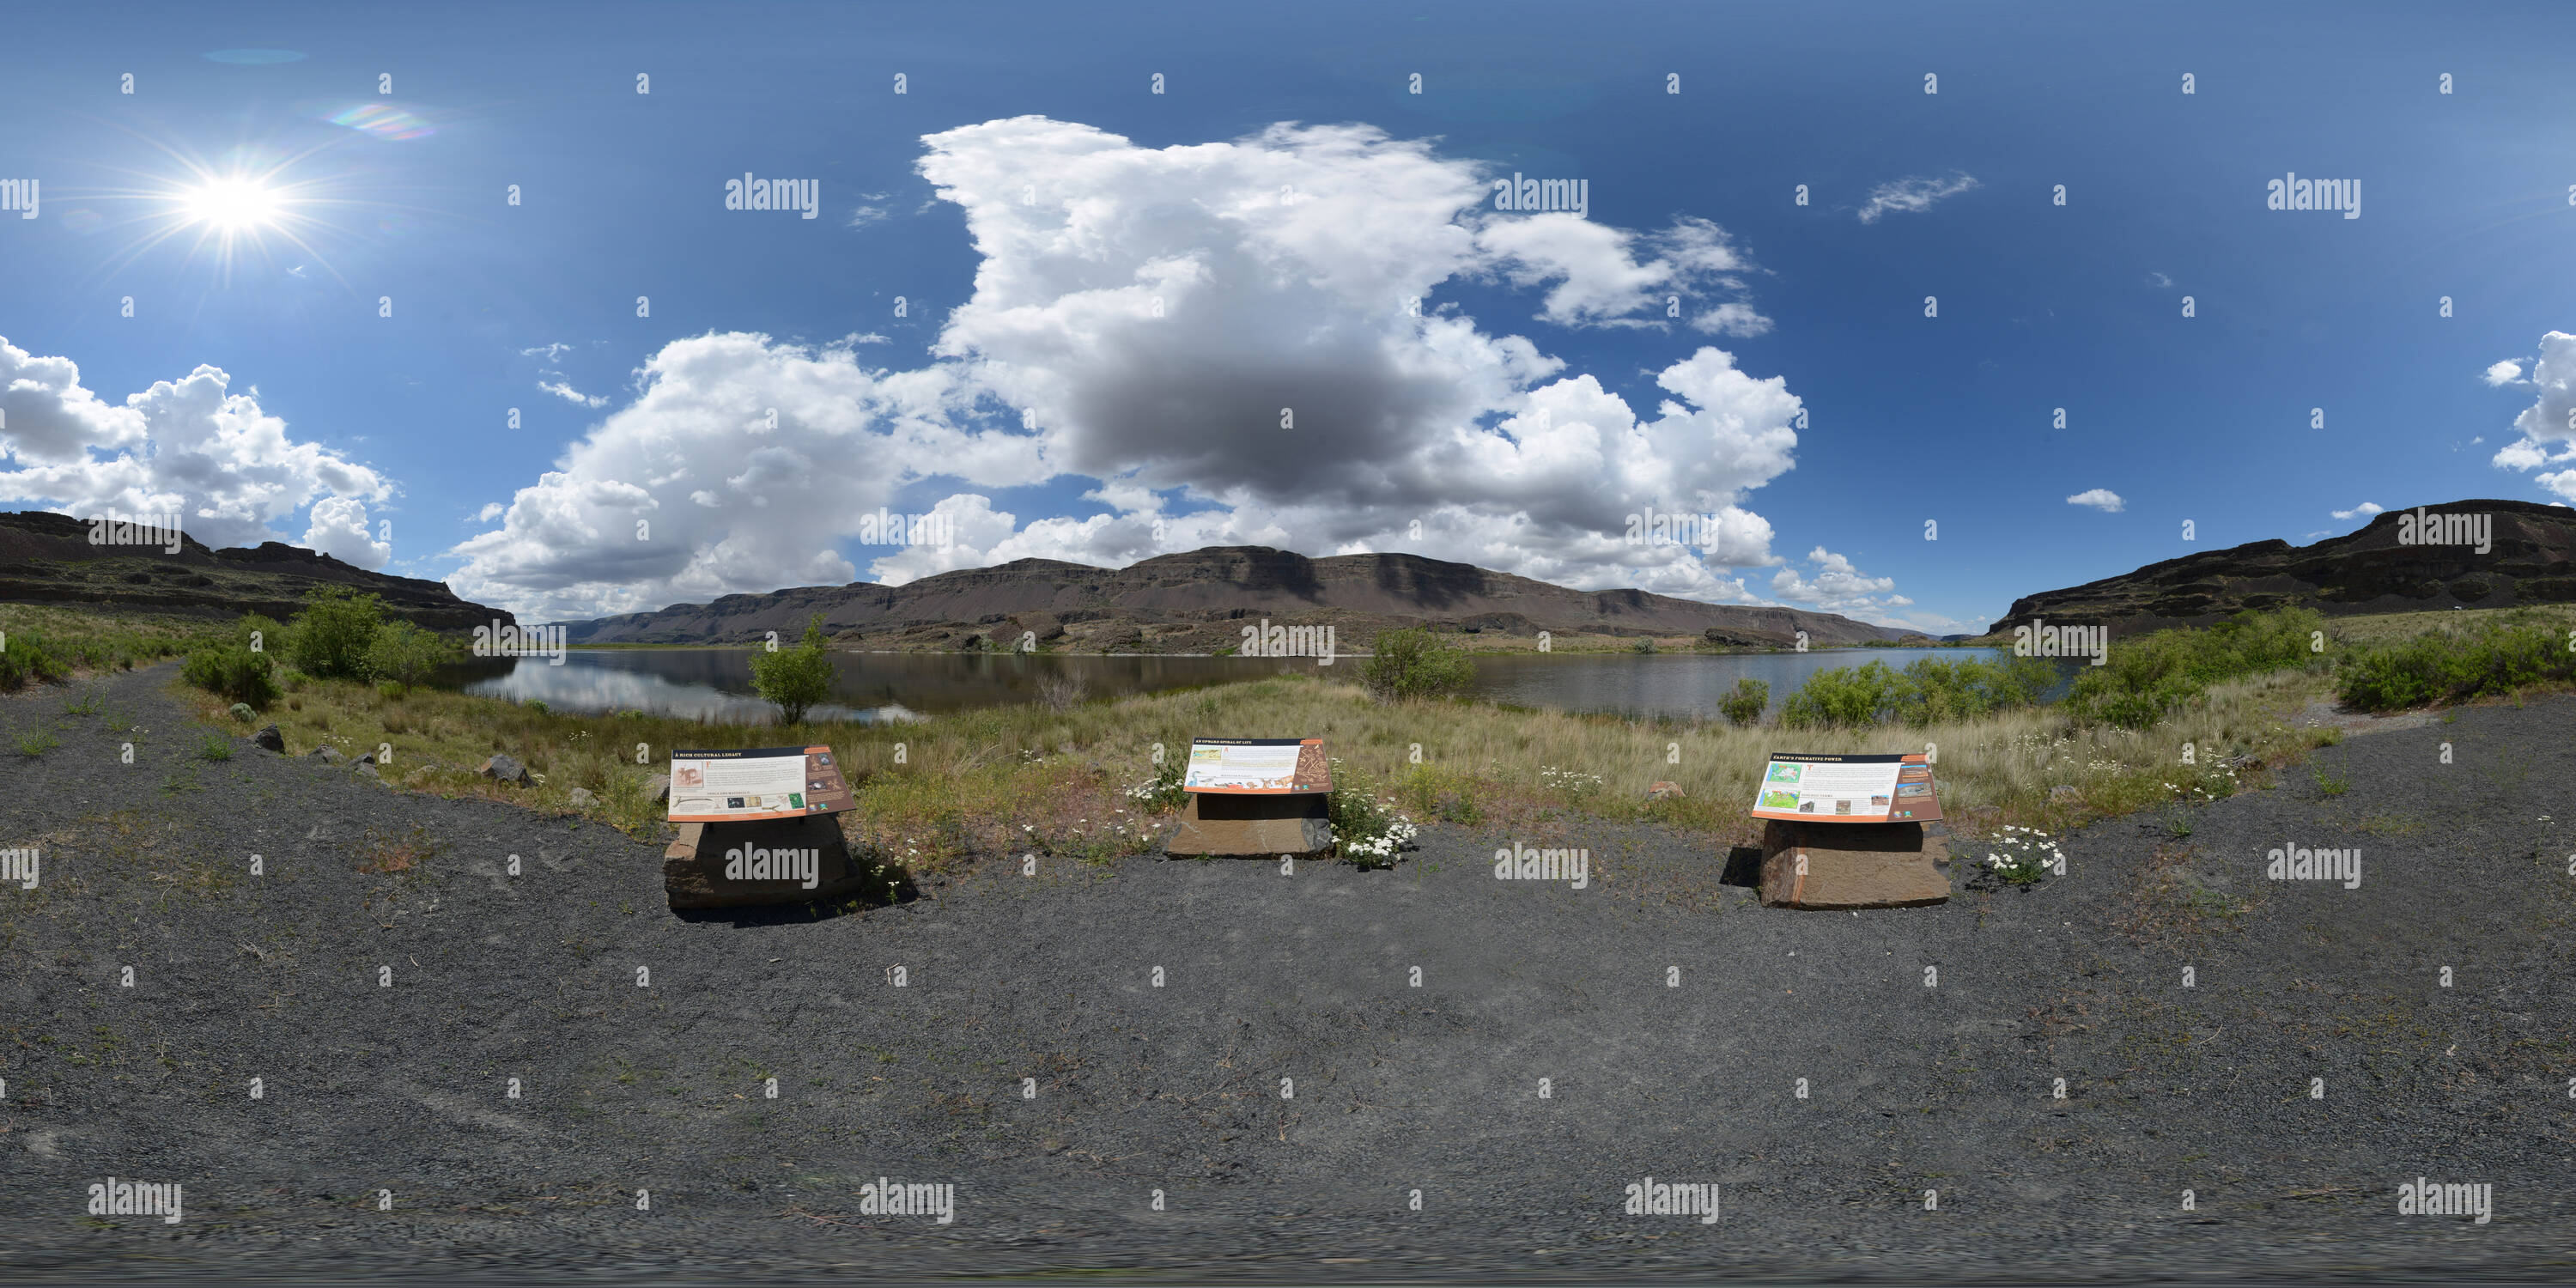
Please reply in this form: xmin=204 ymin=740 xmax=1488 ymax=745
xmin=3 ymin=1 xmax=2571 ymax=632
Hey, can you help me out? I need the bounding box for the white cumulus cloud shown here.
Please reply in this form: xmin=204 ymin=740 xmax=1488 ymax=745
xmin=0 ymin=336 xmax=390 ymax=551
xmin=2066 ymin=488 xmax=2125 ymax=512
xmin=2491 ymin=332 xmax=2576 ymax=478
xmin=2330 ymin=501 xmax=2383 ymax=520
xmin=2482 ymin=359 xmax=2524 ymax=386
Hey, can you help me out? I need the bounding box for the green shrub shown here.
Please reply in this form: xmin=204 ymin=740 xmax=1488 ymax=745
xmin=0 ymin=632 xmax=66 ymax=690
xmin=197 ymin=730 xmax=235 ymax=762
xmin=1718 ymin=677 xmax=1769 ymax=726
xmin=181 ymin=645 xmax=281 ymax=709
xmin=1361 ymin=627 xmax=1477 ymax=702
xmin=365 ymin=620 xmax=452 ymax=689
xmin=287 ymin=586 xmax=385 ymax=679
xmin=236 ymin=612 xmax=288 ymax=655
xmin=749 ymin=614 xmax=836 ymax=725
xmin=2063 ymin=608 xmax=2326 ymax=730
xmin=1780 ymin=661 xmax=1905 ymax=729
xmin=2336 ymin=618 xmax=2574 ymax=711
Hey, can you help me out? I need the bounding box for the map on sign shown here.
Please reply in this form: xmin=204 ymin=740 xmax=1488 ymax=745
xmin=1748 ymin=751 xmax=1941 ymax=823
xmin=1182 ymin=738 xmax=1332 ymax=794
xmin=667 ymin=745 xmax=854 ymax=823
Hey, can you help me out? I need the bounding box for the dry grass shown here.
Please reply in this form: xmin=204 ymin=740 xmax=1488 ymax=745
xmin=179 ymin=653 xmax=2349 ymax=872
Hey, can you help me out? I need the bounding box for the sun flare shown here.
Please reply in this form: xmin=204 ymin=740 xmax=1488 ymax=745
xmin=180 ymin=177 xmax=285 ymax=230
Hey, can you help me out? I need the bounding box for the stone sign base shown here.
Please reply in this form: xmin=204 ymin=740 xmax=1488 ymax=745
xmin=1166 ymin=792 xmax=1334 ymax=859
xmin=1759 ymin=819 xmax=1950 ymax=910
xmin=663 ymin=813 xmax=878 ymax=909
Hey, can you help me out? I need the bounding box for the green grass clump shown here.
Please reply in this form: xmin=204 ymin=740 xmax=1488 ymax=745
xmin=0 ymin=631 xmax=67 ymax=690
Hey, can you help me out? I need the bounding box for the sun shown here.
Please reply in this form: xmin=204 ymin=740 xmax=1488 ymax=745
xmin=181 ymin=177 xmax=286 ymax=230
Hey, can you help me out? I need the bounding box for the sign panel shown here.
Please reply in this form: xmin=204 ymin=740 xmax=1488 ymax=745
xmin=667 ymin=745 xmax=854 ymax=823
xmin=1748 ymin=751 xmax=1941 ymax=823
xmin=1182 ymin=737 xmax=1331 ymax=795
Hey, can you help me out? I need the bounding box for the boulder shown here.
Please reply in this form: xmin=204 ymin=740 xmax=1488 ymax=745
xmin=481 ymin=753 xmax=530 ymax=786
xmin=1759 ymin=820 xmax=1950 ymax=910
xmin=252 ymin=724 xmax=286 ymax=754
xmin=1165 ymin=792 xmax=1335 ymax=859
xmin=568 ymin=787 xmax=598 ymax=808
xmin=645 ymin=774 xmax=671 ymax=805
xmin=311 ymin=747 xmax=345 ymax=766
xmin=355 ymin=761 xmax=379 ymax=779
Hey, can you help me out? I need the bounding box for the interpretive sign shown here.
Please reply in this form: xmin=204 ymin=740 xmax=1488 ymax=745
xmin=1182 ymin=738 xmax=1331 ymax=795
xmin=667 ymin=745 xmax=854 ymax=823
xmin=1748 ymin=751 xmax=1941 ymax=824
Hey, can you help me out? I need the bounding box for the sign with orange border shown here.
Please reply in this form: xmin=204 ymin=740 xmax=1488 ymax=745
xmin=1749 ymin=751 xmax=1941 ymax=823
xmin=666 ymin=745 xmax=854 ymax=822
xmin=1182 ymin=738 xmax=1331 ymax=794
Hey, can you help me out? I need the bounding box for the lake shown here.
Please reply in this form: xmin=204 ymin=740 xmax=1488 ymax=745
xmin=439 ymin=646 xmax=2050 ymax=725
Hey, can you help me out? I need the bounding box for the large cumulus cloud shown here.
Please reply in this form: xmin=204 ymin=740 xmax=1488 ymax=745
xmin=449 ymin=117 xmax=1834 ymax=617
xmin=0 ymin=337 xmax=392 ymax=564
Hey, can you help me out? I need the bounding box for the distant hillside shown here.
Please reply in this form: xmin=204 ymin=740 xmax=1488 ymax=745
xmin=1987 ymin=499 xmax=2576 ymax=635
xmin=0 ymin=510 xmax=513 ymax=630
xmin=558 ymin=546 xmax=1911 ymax=651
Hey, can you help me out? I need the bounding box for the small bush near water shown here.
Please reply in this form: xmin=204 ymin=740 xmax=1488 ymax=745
xmin=749 ymin=615 xmax=837 ymax=724
xmin=1361 ymin=627 xmax=1477 ymax=702
xmin=1780 ymin=654 xmax=2056 ymax=731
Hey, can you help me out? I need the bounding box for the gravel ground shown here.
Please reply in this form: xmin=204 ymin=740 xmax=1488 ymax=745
xmin=1 ymin=665 xmax=2571 ymax=1282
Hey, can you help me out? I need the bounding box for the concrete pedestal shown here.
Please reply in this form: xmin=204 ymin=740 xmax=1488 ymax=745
xmin=1759 ymin=819 xmax=1950 ymax=909
xmin=1165 ymin=792 xmax=1335 ymax=859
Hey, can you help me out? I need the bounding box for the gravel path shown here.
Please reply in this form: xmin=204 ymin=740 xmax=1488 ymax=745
xmin=1 ymin=665 xmax=2570 ymax=1281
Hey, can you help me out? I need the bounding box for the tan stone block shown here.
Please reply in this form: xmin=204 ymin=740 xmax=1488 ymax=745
xmin=1759 ymin=819 xmax=1950 ymax=910
xmin=1166 ymin=792 xmax=1335 ymax=858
